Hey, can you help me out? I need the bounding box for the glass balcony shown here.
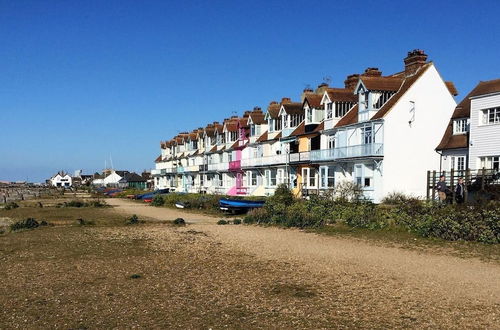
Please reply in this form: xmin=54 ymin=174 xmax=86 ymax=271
xmin=310 ymin=143 xmax=383 ymax=161
xmin=229 ymin=160 xmax=241 ymax=171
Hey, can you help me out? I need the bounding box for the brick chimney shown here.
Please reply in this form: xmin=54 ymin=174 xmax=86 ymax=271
xmin=315 ymin=83 xmax=329 ymax=95
xmin=269 ymin=101 xmax=278 ymax=106
xmin=404 ymin=49 xmax=428 ymax=75
xmin=362 ymin=67 xmax=382 ymax=77
xmin=281 ymin=97 xmax=291 ymax=104
xmin=253 ymin=106 xmax=262 ymax=112
xmin=301 ymin=87 xmax=314 ymax=102
xmin=344 ymin=74 xmax=360 ymax=90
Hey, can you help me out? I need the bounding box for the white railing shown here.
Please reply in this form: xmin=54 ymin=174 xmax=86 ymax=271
xmin=310 ymin=143 xmax=384 ymax=161
xmin=207 ymin=162 xmax=229 ymax=171
xmin=241 ymin=154 xmax=287 ymax=167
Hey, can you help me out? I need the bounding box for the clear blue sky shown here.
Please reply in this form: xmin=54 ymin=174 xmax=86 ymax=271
xmin=1 ymin=0 xmax=499 ymax=182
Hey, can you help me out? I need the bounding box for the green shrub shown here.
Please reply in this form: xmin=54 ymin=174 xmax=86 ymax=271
xmin=233 ymin=219 xmax=242 ymax=225
xmin=381 ymin=192 xmax=421 ymax=205
xmin=244 ymin=208 xmax=271 ymax=224
xmin=65 ymin=200 xmax=85 ymax=207
xmin=217 ymin=219 xmax=229 ymax=225
xmin=10 ymin=218 xmax=47 ymax=231
xmin=127 ymin=214 xmax=140 ymax=225
xmin=173 ymin=218 xmax=186 ymax=225
xmin=151 ymin=195 xmax=164 ymax=207
xmin=4 ymin=202 xmax=19 ymax=210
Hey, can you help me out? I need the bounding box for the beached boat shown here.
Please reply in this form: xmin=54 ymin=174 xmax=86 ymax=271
xmin=219 ymin=199 xmax=265 ymax=211
xmin=175 ymin=202 xmax=187 ymax=209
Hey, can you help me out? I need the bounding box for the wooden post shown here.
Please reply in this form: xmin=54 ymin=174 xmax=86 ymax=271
xmin=431 ymin=170 xmax=436 ymax=201
xmin=465 ymin=169 xmax=470 ymax=203
xmin=481 ymin=167 xmax=486 ymax=191
xmin=426 ymin=170 xmax=430 ymax=201
xmin=450 ymin=169 xmax=455 ymax=204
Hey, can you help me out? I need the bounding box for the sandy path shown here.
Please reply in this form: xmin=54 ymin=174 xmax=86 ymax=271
xmin=107 ymin=199 xmax=500 ymax=314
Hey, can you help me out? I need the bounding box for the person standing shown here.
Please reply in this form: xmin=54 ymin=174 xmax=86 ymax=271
xmin=436 ymin=175 xmax=448 ymax=202
xmin=455 ymin=177 xmax=466 ymax=204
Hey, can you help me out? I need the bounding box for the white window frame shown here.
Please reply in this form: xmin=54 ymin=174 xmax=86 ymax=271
xmin=302 ymin=167 xmax=317 ymax=189
xmin=451 ymin=156 xmax=466 ymax=171
xmin=326 ymin=102 xmax=333 ymax=119
xmin=481 ymin=107 xmax=500 ymax=125
xmin=479 ymin=156 xmax=500 ymax=170
xmin=319 ymin=166 xmax=335 ymax=189
xmin=453 ymin=119 xmax=468 ymax=134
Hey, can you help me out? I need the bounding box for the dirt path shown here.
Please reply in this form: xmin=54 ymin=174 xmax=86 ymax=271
xmin=107 ymin=198 xmax=500 ymax=327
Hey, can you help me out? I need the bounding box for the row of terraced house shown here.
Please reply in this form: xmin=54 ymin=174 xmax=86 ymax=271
xmin=151 ymin=50 xmax=499 ymax=202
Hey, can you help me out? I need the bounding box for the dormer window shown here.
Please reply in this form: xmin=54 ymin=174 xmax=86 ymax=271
xmin=306 ymin=107 xmax=313 ymax=124
xmin=453 ymin=119 xmax=469 ymax=134
xmin=250 ymin=124 xmax=261 ymax=137
xmin=326 ymin=103 xmax=333 ymax=119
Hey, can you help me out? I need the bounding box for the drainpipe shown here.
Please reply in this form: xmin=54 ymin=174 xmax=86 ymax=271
xmin=435 ymin=149 xmax=443 ymax=174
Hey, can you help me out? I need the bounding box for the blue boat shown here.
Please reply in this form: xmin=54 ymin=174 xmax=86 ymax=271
xmin=219 ymin=198 xmax=265 ymax=211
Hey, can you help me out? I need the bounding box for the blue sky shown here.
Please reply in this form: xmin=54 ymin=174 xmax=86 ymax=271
xmin=1 ymin=0 xmax=499 ymax=182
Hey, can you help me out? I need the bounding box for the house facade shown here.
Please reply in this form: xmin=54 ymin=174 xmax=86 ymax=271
xmin=50 ymin=171 xmax=72 ymax=188
xmin=436 ymin=79 xmax=500 ymax=173
xmin=152 ymin=50 xmax=461 ymax=202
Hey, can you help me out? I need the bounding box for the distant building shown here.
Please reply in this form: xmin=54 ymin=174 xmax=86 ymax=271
xmin=50 ymin=171 xmax=72 ymax=188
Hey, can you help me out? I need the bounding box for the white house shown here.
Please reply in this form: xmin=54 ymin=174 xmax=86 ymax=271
xmin=436 ymin=78 xmax=500 ymax=172
xmin=50 ymin=171 xmax=72 ymax=188
xmin=312 ymin=50 xmax=457 ymax=202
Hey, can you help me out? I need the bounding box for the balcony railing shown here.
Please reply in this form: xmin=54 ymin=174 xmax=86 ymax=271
xmin=310 ymin=143 xmax=384 ymax=161
xmin=229 ymin=160 xmax=241 ymax=171
xmin=289 ymin=151 xmax=310 ymax=163
xmin=241 ymin=154 xmax=287 ymax=167
xmin=185 ymin=165 xmax=200 ymax=172
xmin=207 ymin=162 xmax=229 ymax=171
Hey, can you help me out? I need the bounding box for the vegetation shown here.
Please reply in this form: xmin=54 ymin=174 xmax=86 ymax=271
xmin=217 ymin=219 xmax=229 ymax=225
xmin=10 ymin=218 xmax=48 ymax=231
xmin=127 ymin=214 xmax=140 ymax=225
xmin=4 ymin=202 xmax=19 ymax=210
xmin=244 ymin=184 xmax=500 ymax=244
xmin=173 ymin=218 xmax=186 ymax=225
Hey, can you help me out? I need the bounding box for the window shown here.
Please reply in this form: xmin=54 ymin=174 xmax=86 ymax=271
xmin=277 ymin=169 xmax=285 ymax=185
xmin=335 ymin=102 xmax=353 ymax=118
xmin=479 ymin=156 xmax=500 ymax=170
xmin=326 ymin=102 xmax=333 ymax=119
xmin=275 ymin=118 xmax=282 ymax=131
xmin=247 ymin=171 xmax=258 ymax=186
xmin=320 ymin=166 xmax=335 ymax=189
xmin=361 ymin=126 xmax=373 ymax=144
xmin=327 ymin=135 xmax=335 ymax=149
xmin=283 ymin=114 xmax=289 ymax=128
xmin=265 ymin=169 xmax=277 ymax=187
xmin=482 ymin=108 xmax=500 ymax=125
xmin=268 ymin=119 xmax=274 ymax=132
xmin=306 ymin=108 xmax=313 ymax=123
xmin=451 ymin=156 xmax=466 ymax=171
xmin=453 ymin=119 xmax=468 ymax=134
xmin=302 ymin=168 xmax=317 ymax=188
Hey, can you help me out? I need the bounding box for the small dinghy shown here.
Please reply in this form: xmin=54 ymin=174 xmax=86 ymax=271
xmin=219 ymin=199 xmax=265 ymax=212
xmin=175 ymin=202 xmax=188 ymax=209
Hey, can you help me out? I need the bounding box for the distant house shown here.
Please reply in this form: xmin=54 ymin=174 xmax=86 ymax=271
xmin=92 ymin=170 xmax=132 ymax=187
xmin=119 ymin=172 xmax=147 ymax=189
xmin=50 ymin=171 xmax=72 ymax=188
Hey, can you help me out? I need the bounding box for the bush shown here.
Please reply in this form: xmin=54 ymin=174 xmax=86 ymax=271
xmin=173 ymin=218 xmax=186 ymax=225
xmin=10 ymin=218 xmax=47 ymax=231
xmin=151 ymin=195 xmax=164 ymax=207
xmin=382 ymin=192 xmax=421 ymax=205
xmin=4 ymin=202 xmax=19 ymax=210
xmin=244 ymin=208 xmax=271 ymax=224
xmin=65 ymin=200 xmax=85 ymax=207
xmin=217 ymin=219 xmax=229 ymax=225
xmin=127 ymin=214 xmax=140 ymax=225
xmin=233 ymin=219 xmax=242 ymax=225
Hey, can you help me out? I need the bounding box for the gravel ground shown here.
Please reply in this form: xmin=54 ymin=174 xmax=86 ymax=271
xmin=0 ymin=199 xmax=498 ymax=329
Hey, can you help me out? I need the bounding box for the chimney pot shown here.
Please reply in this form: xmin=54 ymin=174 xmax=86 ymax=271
xmin=269 ymin=101 xmax=278 ymax=105
xmin=404 ymin=49 xmax=428 ymax=76
xmin=281 ymin=97 xmax=291 ymax=104
xmin=344 ymin=74 xmax=360 ymax=90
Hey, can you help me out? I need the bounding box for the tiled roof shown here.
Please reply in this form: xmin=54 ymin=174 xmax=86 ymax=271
xmin=249 ymin=110 xmax=266 ymax=124
xmin=155 ymin=155 xmax=162 ymax=163
xmin=436 ymin=124 xmax=468 ymax=150
xmin=289 ymin=121 xmax=324 ymax=137
xmin=281 ymin=102 xmax=303 ymax=115
xmin=445 ymin=81 xmax=458 ymax=96
xmin=325 ymin=88 xmax=358 ymax=102
xmin=267 ymin=103 xmax=281 ymax=119
xmin=303 ymin=94 xmax=322 ymax=108
xmin=359 ymin=76 xmax=403 ymax=91
xmin=452 ymin=78 xmax=500 ymax=119
xmin=335 ymin=104 xmax=359 ymax=127
xmin=256 ymin=131 xmax=268 ymax=142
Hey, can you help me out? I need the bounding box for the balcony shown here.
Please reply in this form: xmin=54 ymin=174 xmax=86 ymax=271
xmin=185 ymin=165 xmax=200 ymax=172
xmin=241 ymin=154 xmax=287 ymax=168
xmin=207 ymin=162 xmax=229 ymax=172
xmin=289 ymin=151 xmax=310 ymax=163
xmin=229 ymin=160 xmax=241 ymax=171
xmin=310 ymin=143 xmax=384 ymax=161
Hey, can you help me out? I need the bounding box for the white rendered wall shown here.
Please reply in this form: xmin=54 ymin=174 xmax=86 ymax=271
xmin=382 ymin=64 xmax=456 ymax=199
